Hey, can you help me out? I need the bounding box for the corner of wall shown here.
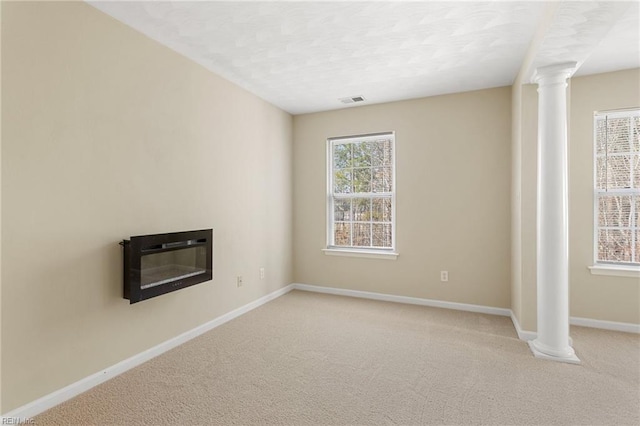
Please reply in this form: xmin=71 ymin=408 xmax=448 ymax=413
xmin=510 ymin=80 xmax=540 ymax=333
xmin=510 ymin=80 xmax=523 ymax=327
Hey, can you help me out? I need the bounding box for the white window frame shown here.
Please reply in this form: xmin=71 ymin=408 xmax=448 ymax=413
xmin=324 ymin=132 xmax=398 ymax=260
xmin=590 ymin=108 xmax=640 ymax=277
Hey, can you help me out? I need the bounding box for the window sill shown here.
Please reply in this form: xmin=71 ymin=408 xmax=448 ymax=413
xmin=588 ymin=264 xmax=640 ymax=278
xmin=322 ymin=248 xmax=399 ymax=260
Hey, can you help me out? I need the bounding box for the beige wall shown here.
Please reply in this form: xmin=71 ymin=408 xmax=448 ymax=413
xmin=1 ymin=2 xmax=292 ymax=411
xmin=512 ymin=83 xmax=539 ymax=332
xmin=569 ymin=69 xmax=640 ymax=323
xmin=510 ymin=79 xmax=523 ymax=328
xmin=293 ymin=88 xmax=512 ymax=308
xmin=519 ymin=84 xmax=539 ymax=331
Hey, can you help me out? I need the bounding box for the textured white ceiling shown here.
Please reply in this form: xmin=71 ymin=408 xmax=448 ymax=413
xmin=87 ymin=1 xmax=639 ymax=115
xmin=532 ymin=0 xmax=638 ymax=78
xmin=575 ymin=1 xmax=640 ymax=77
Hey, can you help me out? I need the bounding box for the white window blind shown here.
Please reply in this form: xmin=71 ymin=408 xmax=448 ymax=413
xmin=594 ymin=109 xmax=640 ymax=265
xmin=327 ymin=132 xmax=395 ymax=251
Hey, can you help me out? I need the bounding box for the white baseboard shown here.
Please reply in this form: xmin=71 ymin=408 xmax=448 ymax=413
xmin=510 ymin=311 xmax=537 ymax=341
xmin=292 ymin=284 xmax=640 ymax=339
xmin=508 ymin=312 xmax=640 ymax=341
xmin=292 ymin=283 xmax=511 ymax=317
xmin=2 ymin=284 xmax=295 ymax=420
xmin=570 ymin=316 xmax=640 ymax=334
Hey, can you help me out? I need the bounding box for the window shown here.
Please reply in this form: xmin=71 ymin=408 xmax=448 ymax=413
xmin=326 ymin=132 xmax=396 ymax=256
xmin=593 ymin=109 xmax=640 ymax=267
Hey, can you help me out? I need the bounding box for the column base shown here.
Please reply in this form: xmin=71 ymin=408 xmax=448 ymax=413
xmin=528 ymin=339 xmax=580 ymax=364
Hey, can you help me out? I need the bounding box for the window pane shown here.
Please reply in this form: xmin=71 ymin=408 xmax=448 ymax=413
xmin=372 ymin=197 xmax=392 ymax=222
xmin=635 ymin=231 xmax=640 ymax=264
xmin=596 ymin=156 xmax=606 ymax=190
xmin=352 ymin=142 xmax=372 ymax=167
xmin=607 ymin=117 xmax=631 ymax=153
xmin=371 ymin=139 xmax=393 ymax=166
xmin=595 ymin=118 xmax=607 ymax=156
xmin=371 ymin=142 xmax=384 ymax=166
xmin=334 ymin=169 xmax=352 ymax=193
xmin=633 ymin=154 xmax=639 ymax=189
xmin=633 ymin=116 xmax=640 ymax=152
xmin=598 ymin=229 xmax=632 ymax=263
xmin=352 ymin=198 xmax=371 ymax=221
xmin=334 ymin=222 xmax=351 ymax=246
xmin=333 ymin=144 xmax=351 ymax=169
xmin=352 ymin=223 xmax=371 ymax=247
xmin=372 ymin=223 xmax=392 ymax=247
xmin=334 ymin=198 xmax=351 ymax=221
xmin=598 ymin=195 xmax=632 ymax=227
xmin=635 ymin=196 xmax=640 ymax=228
xmin=372 ymin=168 xmax=384 ymax=192
xmin=597 ymin=155 xmax=632 ymax=190
xmin=372 ymin=167 xmax=392 ymax=192
xmin=608 ymin=156 xmax=632 ymax=189
xmin=353 ymin=168 xmax=372 ymax=193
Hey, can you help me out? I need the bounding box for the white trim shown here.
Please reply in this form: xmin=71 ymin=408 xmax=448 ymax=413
xmin=326 ymin=132 xmax=396 ymax=252
xmin=1 ymin=284 xmax=295 ymax=419
xmin=593 ymin=109 xmax=640 ymax=266
xmin=510 ymin=314 xmax=640 ymax=342
xmin=531 ymin=61 xmax=577 ymax=84
xmin=594 ymin=109 xmax=640 ymax=119
xmin=292 ymin=283 xmax=510 ymax=317
xmin=588 ymin=264 xmax=640 ymax=278
xmin=322 ymin=248 xmax=399 ymax=260
xmin=332 ymin=192 xmax=393 ymax=199
xmin=528 ymin=340 xmax=581 ymax=364
xmin=571 ymin=316 xmax=640 ymax=334
xmin=510 ymin=311 xmax=537 ymax=341
xmin=328 ymin=131 xmax=394 ymax=143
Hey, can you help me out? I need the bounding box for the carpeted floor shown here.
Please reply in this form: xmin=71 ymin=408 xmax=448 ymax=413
xmin=36 ymin=290 xmax=640 ymax=425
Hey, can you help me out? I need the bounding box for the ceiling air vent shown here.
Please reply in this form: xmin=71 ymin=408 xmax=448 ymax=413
xmin=339 ymin=96 xmax=366 ymax=104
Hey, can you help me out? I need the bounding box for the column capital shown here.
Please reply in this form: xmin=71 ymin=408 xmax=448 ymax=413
xmin=532 ymin=62 xmax=578 ymax=86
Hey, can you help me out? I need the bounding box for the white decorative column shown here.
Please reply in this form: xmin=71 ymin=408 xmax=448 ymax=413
xmin=528 ymin=62 xmax=580 ymax=364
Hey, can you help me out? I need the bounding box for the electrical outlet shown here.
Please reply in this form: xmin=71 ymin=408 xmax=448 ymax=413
xmin=440 ymin=271 xmax=449 ymax=282
xmin=237 ymin=276 xmax=243 ymax=287
xmin=260 ymin=268 xmax=265 ymax=280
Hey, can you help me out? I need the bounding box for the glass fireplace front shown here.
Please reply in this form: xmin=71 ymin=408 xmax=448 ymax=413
xmin=141 ymin=245 xmax=207 ymax=289
xmin=122 ymin=229 xmax=213 ymax=304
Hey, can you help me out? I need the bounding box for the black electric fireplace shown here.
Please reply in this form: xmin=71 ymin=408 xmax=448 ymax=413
xmin=121 ymin=229 xmax=213 ymax=304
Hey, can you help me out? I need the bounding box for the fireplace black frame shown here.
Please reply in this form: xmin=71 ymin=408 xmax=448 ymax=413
xmin=122 ymin=229 xmax=213 ymax=304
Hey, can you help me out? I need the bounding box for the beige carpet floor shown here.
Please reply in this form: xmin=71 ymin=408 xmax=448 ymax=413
xmin=36 ymin=290 xmax=640 ymax=425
